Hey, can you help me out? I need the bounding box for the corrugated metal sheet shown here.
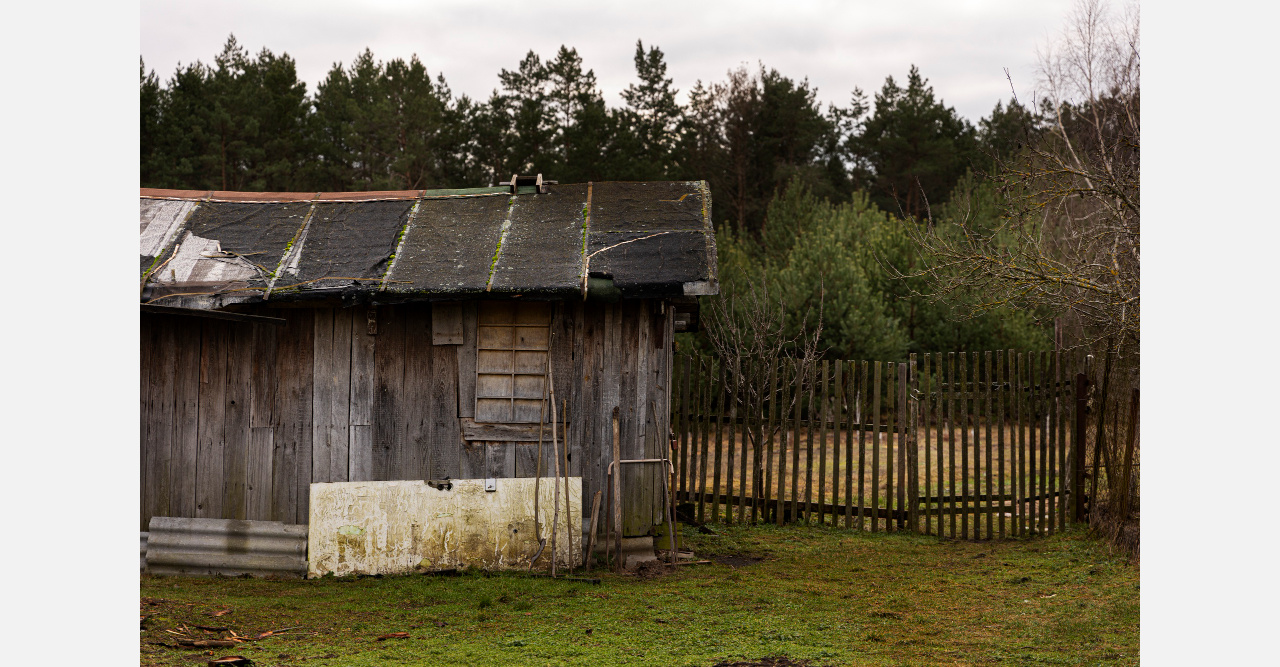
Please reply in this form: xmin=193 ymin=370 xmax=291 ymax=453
xmin=140 ymin=532 xmax=148 ymax=573
xmin=145 ymin=517 xmax=307 ymax=578
xmin=139 ymin=181 xmax=717 ymax=308
xmin=308 ymin=478 xmax=582 ymax=578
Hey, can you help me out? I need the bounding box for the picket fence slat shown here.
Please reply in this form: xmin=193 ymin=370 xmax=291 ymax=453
xmin=922 ymin=354 xmax=933 ymax=536
xmin=997 ymin=350 xmax=1006 ymax=539
xmin=871 ymin=361 xmax=882 ymax=533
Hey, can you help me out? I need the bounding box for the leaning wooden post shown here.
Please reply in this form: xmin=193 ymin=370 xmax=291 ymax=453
xmin=548 ymin=385 xmax=561 ymax=577
xmin=612 ymin=406 xmax=623 ymax=572
xmin=561 ymin=399 xmax=572 ymax=572
xmin=1118 ymin=388 xmax=1139 ymax=519
xmin=585 ymin=490 xmax=602 ymax=572
xmin=1072 ymin=371 xmax=1089 ymax=523
xmin=1090 ymin=350 xmax=1113 ymax=524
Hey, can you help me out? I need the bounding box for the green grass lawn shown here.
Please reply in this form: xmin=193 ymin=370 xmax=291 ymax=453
xmin=140 ymin=524 xmax=1137 ymax=666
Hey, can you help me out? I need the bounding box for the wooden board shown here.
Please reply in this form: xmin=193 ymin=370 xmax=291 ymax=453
xmin=946 ymin=353 xmax=957 ymax=539
xmin=711 ymin=359 xmax=725 ymax=524
xmin=984 ymin=351 xmax=994 ymax=539
xmin=698 ymin=356 xmax=712 ymax=525
xmin=790 ymin=362 xmax=804 ymax=525
xmin=857 ymin=360 xmax=868 ymax=529
xmin=844 ymin=360 xmax=856 ymax=528
xmin=456 ymin=302 xmax=478 ymax=419
xmin=736 ymin=357 xmax=750 ymax=525
xmin=1047 ymin=350 xmax=1059 ymax=535
xmin=402 ymin=306 xmax=434 ymax=480
xmin=372 ymin=306 xmax=406 ymax=482
xmin=921 ymin=354 xmax=932 ymax=535
xmin=195 ymin=320 xmax=228 ymax=519
xmin=331 ymin=309 xmax=354 ymax=482
xmin=1013 ymin=351 xmax=1023 ymax=537
xmin=870 ymin=361 xmax=881 ymax=533
xmin=349 ymin=309 xmax=376 ymax=481
xmin=959 ymin=353 xmax=970 ymax=539
xmin=170 ymin=318 xmax=201 ymax=519
xmin=222 ymin=321 xmax=254 ymax=519
xmin=1039 ymin=351 xmax=1050 ymax=534
xmin=141 ymin=315 xmax=152 ymax=530
xmin=724 ymin=357 xmax=737 ymax=525
xmin=996 ymin=350 xmax=1006 ymax=539
xmin=884 ymin=362 xmax=896 ymax=531
xmin=678 ymin=356 xmax=691 ymax=494
xmin=431 ymin=302 xmax=464 ymax=345
xmin=430 ymin=339 xmax=462 ymax=479
xmin=273 ymin=309 xmax=314 ymax=524
xmin=246 ymin=426 xmax=274 ymax=520
xmin=816 ymin=361 xmax=829 ymax=525
xmin=774 ymin=359 xmax=791 ymax=527
xmin=147 ymin=317 xmax=178 ymax=528
xmin=907 ymin=355 xmax=918 ymax=533
xmin=831 ymin=361 xmax=843 ymax=528
xmin=763 ymin=360 xmax=779 ymax=525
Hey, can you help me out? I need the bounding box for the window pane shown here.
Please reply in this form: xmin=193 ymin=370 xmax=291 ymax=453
xmin=478 ymin=325 xmax=514 ymax=349
xmin=477 ymin=398 xmax=514 ymax=423
xmin=513 ymin=399 xmax=544 ymax=423
xmin=514 ymin=350 xmax=546 ymax=374
xmin=514 ymin=326 xmax=549 ymax=350
xmin=476 ymin=373 xmax=513 ymax=398
xmin=478 ymin=349 xmax=514 ymax=373
xmin=513 ymin=374 xmax=545 ymax=399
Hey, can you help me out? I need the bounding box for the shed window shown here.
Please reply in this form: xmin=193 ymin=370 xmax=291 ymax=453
xmin=475 ymin=301 xmax=552 ymax=423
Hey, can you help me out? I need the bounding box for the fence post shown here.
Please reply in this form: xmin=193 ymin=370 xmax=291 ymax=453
xmin=1117 ymin=388 xmax=1139 ymax=519
xmin=1072 ymin=371 xmax=1089 ymax=523
xmin=907 ymin=354 xmax=919 ymax=533
xmin=1090 ymin=349 xmax=1114 ymax=524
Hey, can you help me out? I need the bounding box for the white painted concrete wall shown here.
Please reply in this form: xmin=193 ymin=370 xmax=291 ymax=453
xmin=308 ymin=478 xmax=582 ymax=577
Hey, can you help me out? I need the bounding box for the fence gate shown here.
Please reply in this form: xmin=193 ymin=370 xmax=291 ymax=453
xmin=671 ymin=350 xmax=1134 ymax=539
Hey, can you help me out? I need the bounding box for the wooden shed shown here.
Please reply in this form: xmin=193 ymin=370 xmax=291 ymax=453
xmin=139 ymin=180 xmax=717 ymax=540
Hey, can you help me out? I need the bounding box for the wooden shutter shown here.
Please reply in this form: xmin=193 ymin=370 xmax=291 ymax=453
xmin=475 ymin=301 xmax=552 ymax=423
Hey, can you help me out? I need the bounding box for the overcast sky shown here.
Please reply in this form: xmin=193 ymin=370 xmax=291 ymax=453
xmin=141 ymin=0 xmax=1076 ymax=123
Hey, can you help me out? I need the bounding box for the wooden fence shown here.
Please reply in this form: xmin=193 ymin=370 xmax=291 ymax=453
xmin=670 ymin=350 xmax=1135 ymax=539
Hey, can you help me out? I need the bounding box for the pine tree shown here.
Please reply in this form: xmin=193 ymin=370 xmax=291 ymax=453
xmin=140 ymin=59 xmax=166 ymax=187
xmin=617 ymin=40 xmax=681 ymax=179
xmin=851 ymin=65 xmax=978 ymax=219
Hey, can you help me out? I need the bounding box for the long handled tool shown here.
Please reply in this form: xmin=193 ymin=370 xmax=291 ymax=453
xmin=548 ymin=376 xmax=562 ymax=578
xmin=528 ymin=392 xmax=548 ymax=571
xmin=561 ymin=398 xmax=573 ymax=573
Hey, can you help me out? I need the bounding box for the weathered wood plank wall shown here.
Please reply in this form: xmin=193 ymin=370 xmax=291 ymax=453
xmin=140 ymin=300 xmax=673 ymax=535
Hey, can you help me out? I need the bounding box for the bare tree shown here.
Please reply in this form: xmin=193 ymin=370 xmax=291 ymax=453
xmin=897 ymin=0 xmax=1139 ymax=356
xmin=702 ymin=274 xmax=825 ymax=512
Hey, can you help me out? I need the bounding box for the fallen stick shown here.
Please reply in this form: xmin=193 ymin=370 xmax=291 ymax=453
xmin=178 ymin=639 xmax=238 ymax=649
xmin=253 ymin=627 xmax=299 ymax=640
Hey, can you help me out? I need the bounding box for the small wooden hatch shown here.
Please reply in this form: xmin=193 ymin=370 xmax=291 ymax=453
xmin=475 ymin=301 xmax=552 ymax=423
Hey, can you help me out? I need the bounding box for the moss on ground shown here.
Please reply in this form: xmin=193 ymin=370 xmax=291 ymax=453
xmin=140 ymin=524 xmax=1137 ymax=666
